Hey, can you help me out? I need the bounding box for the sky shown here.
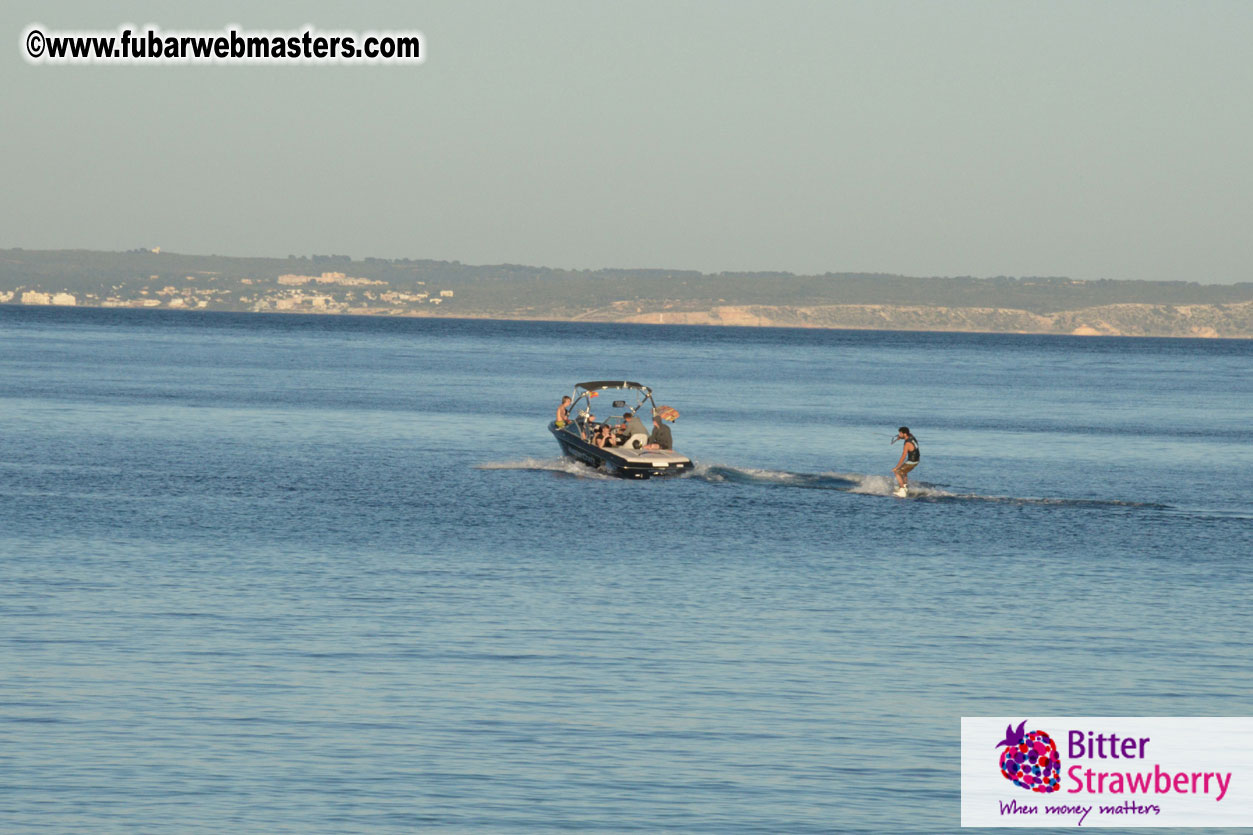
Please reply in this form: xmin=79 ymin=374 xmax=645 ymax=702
xmin=3 ymin=1 xmax=1251 ymax=283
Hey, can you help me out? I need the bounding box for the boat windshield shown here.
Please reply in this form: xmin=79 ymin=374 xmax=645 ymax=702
xmin=564 ymin=382 xmax=658 ymax=438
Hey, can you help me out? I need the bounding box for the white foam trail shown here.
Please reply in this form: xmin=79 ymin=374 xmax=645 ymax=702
xmin=829 ymin=471 xmax=957 ymax=498
xmin=475 ymin=457 xmax=613 ymax=478
xmin=693 ymin=464 xmax=1012 ymax=502
xmin=691 ymin=463 xmax=809 ymax=484
xmin=684 ymin=461 xmax=726 ymax=481
xmin=481 ymin=459 xmax=1166 ymax=507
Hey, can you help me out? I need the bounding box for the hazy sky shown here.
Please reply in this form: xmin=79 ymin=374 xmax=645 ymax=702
xmin=4 ymin=1 xmax=1251 ymax=282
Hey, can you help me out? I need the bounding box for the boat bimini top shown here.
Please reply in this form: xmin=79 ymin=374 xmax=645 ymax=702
xmin=568 ymin=381 xmax=655 ymax=422
xmin=574 ymin=380 xmax=649 ymax=394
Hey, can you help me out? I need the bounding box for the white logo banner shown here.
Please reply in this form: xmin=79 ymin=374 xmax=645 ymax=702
xmin=961 ymin=717 xmax=1253 ymax=827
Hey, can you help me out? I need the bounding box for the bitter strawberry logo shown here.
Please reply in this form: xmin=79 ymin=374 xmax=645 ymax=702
xmin=996 ymin=720 xmax=1061 ymax=793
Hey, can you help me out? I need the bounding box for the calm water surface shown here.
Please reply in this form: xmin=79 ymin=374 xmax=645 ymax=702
xmin=1 ymin=307 xmax=1250 ymax=833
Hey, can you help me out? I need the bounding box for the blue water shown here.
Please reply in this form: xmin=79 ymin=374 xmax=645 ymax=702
xmin=1 ymin=306 xmax=1250 ymax=833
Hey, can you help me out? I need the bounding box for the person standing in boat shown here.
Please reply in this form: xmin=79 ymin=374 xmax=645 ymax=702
xmin=892 ymin=427 xmax=920 ymax=496
xmin=555 ymin=396 xmax=571 ymax=427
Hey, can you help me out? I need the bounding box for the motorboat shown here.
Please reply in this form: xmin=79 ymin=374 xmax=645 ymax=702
xmin=549 ymin=381 xmax=694 ymax=479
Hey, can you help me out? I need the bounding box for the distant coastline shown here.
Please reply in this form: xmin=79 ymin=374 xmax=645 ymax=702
xmin=3 ymin=248 xmax=1250 ymax=339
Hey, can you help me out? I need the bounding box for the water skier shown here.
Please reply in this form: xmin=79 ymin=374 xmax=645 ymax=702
xmin=892 ymin=426 xmax=920 ymax=497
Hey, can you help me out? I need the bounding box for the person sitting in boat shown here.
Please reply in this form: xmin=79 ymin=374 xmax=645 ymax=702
xmin=644 ymin=413 xmax=673 ymax=450
xmin=617 ymin=410 xmax=648 ymax=442
xmin=593 ymin=424 xmax=619 ymax=449
xmin=555 ymin=395 xmax=571 ymax=427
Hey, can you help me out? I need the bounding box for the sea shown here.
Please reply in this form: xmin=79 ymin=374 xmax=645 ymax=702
xmin=1 ymin=305 xmax=1250 ymax=834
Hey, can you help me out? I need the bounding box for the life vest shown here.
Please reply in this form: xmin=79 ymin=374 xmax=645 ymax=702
xmin=905 ymin=434 xmax=920 ymax=462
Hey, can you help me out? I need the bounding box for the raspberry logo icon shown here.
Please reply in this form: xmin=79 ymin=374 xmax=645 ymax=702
xmin=996 ymin=720 xmax=1061 ymax=793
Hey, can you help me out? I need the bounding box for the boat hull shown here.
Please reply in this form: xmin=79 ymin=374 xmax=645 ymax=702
xmin=550 ymin=423 xmax=693 ymax=479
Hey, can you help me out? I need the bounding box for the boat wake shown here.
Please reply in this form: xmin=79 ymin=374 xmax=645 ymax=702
xmin=475 ymin=457 xmax=615 ymax=479
xmin=691 ymin=464 xmax=954 ymax=497
xmin=687 ymin=463 xmax=1170 ymax=509
xmin=478 ymin=459 xmax=1171 ymax=509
